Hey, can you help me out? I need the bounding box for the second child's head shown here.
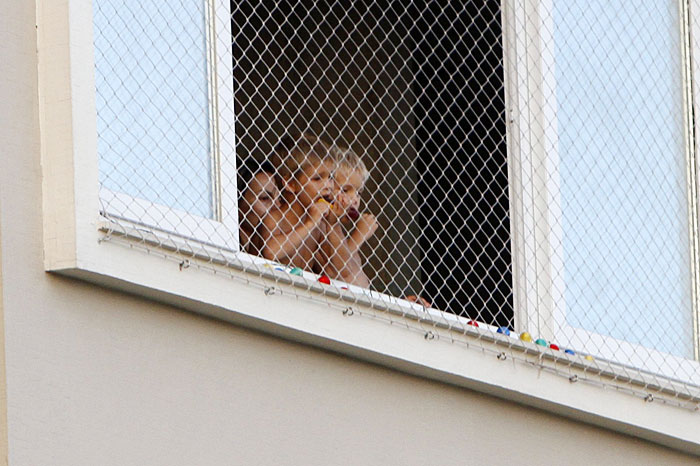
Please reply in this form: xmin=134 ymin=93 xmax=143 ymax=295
xmin=272 ymin=133 xmax=335 ymax=208
xmin=331 ymin=146 xmax=369 ymax=222
xmin=238 ymin=160 xmax=281 ymax=226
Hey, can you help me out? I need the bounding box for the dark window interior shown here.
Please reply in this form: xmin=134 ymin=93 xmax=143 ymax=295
xmin=413 ymin=2 xmax=513 ymax=328
xmin=232 ymin=1 xmax=512 ymax=329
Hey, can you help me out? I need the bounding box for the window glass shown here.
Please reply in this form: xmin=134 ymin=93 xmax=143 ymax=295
xmin=94 ymin=0 xmax=214 ymax=218
xmin=552 ymin=0 xmax=694 ymax=358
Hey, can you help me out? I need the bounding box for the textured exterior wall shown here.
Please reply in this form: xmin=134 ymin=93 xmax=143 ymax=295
xmin=0 ymin=157 xmax=7 ymax=466
xmin=1 ymin=1 xmax=699 ymax=465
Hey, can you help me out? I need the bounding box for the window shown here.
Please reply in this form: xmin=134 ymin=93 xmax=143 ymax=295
xmin=232 ymin=0 xmax=513 ymax=326
xmin=94 ymin=0 xmax=238 ymax=247
xmin=86 ymin=0 xmax=700 ymax=388
xmin=506 ymin=0 xmax=700 ymax=381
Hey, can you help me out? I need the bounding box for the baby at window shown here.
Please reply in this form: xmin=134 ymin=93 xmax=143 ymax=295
xmin=251 ymin=134 xmax=431 ymax=306
xmin=321 ymin=144 xmax=430 ymax=305
xmin=318 ymin=146 xmax=377 ymax=288
xmin=254 ymin=135 xmax=377 ymax=286
xmin=258 ymin=133 xmax=335 ymax=272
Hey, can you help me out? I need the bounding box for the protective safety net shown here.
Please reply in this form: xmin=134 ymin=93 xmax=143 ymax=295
xmin=93 ymin=0 xmax=700 ymax=407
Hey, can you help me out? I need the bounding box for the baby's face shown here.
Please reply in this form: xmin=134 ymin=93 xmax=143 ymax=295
xmin=242 ymin=172 xmax=280 ymax=223
xmin=334 ymin=166 xmax=364 ymax=220
xmin=294 ymin=159 xmax=335 ymax=206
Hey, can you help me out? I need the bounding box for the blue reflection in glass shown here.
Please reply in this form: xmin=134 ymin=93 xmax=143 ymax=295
xmin=94 ymin=0 xmax=213 ymax=218
xmin=553 ymin=0 xmax=693 ymax=358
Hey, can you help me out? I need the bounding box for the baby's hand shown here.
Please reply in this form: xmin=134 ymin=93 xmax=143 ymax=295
xmin=315 ymin=197 xmax=343 ymax=223
xmin=405 ymin=295 xmax=432 ymax=308
xmin=327 ymin=193 xmax=349 ymax=219
xmin=309 ymin=200 xmax=332 ymax=223
xmin=356 ymin=213 xmax=378 ymax=238
xmin=331 ymin=196 xmax=347 ymax=219
xmin=335 ymin=192 xmax=351 ymax=209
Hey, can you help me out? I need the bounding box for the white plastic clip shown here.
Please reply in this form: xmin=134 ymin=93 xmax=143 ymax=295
xmin=264 ymin=286 xmax=277 ymax=296
xmin=342 ymin=307 xmax=354 ymax=316
xmin=424 ymin=331 xmax=436 ymax=340
xmin=568 ymin=375 xmax=578 ymax=383
xmin=644 ymin=393 xmax=654 ymax=403
xmin=179 ymin=259 xmax=190 ymax=271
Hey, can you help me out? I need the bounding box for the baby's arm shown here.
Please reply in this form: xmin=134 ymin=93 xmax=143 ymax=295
xmin=260 ymin=202 xmax=329 ymax=262
xmin=320 ymin=219 xmax=371 ymax=288
xmin=320 ymin=221 xmax=353 ymax=270
xmin=347 ymin=213 xmax=378 ymax=252
xmin=327 ymin=193 xmax=376 ymax=252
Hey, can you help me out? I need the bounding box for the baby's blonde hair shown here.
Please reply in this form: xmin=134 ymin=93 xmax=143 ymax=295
xmin=271 ymin=133 xmax=332 ymax=183
xmin=331 ymin=145 xmax=369 ymax=186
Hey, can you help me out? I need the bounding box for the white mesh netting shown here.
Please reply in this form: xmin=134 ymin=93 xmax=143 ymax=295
xmin=93 ymin=0 xmax=700 ymax=408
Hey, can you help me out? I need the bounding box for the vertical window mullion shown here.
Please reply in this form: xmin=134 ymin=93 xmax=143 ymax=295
xmin=682 ymin=0 xmax=700 ymax=361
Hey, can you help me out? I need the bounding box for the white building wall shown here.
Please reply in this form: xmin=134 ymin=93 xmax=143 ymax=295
xmin=1 ymin=1 xmax=699 ymax=465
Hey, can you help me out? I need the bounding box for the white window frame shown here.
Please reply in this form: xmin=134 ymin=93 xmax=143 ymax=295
xmin=96 ymin=0 xmax=240 ymax=249
xmin=36 ymin=0 xmax=700 ymax=454
xmin=504 ymin=0 xmax=700 ymax=384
